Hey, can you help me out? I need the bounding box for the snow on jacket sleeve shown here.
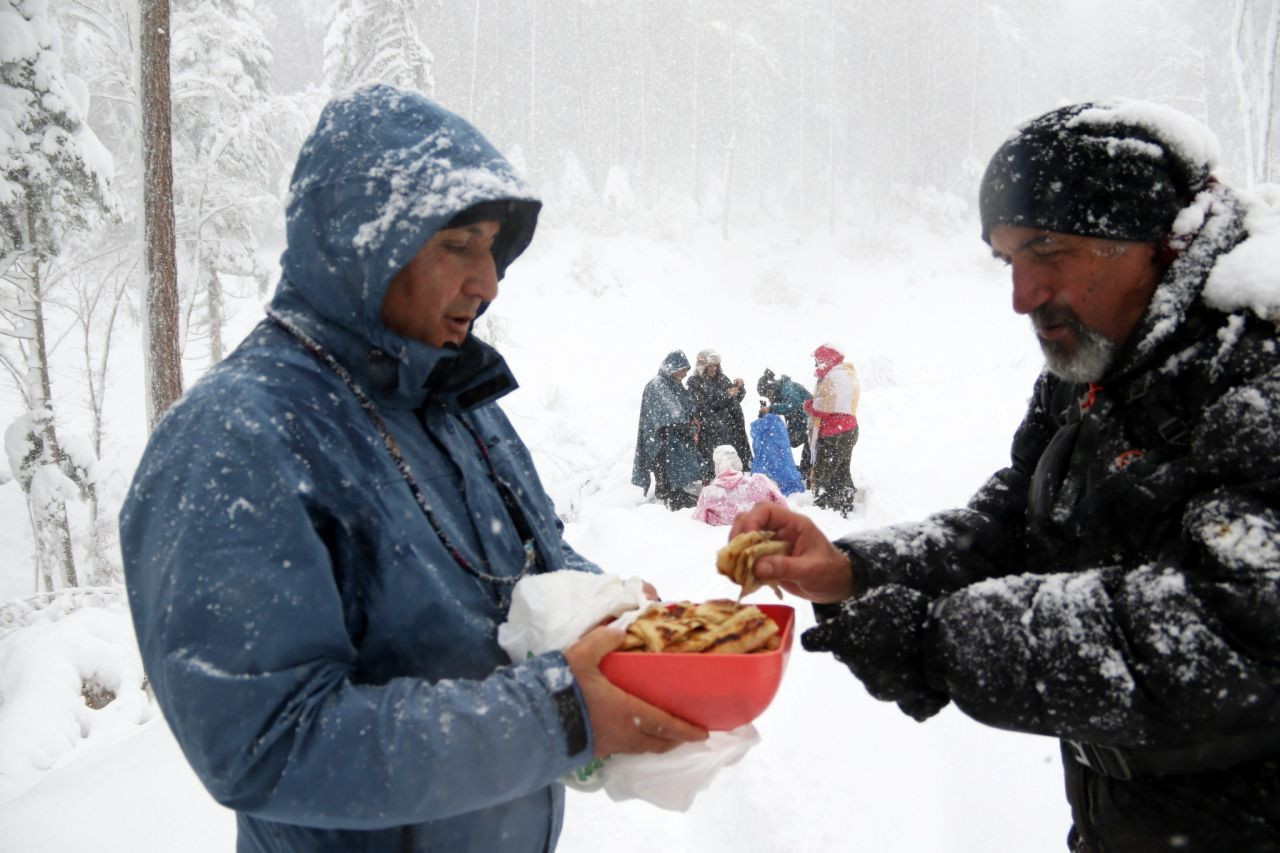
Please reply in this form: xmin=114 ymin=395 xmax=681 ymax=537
xmin=121 ymin=390 xmax=593 ymax=830
xmin=836 ymin=375 xmax=1056 ymax=598
xmin=843 ymin=368 xmax=1280 ymax=748
xmin=929 ymin=490 xmax=1280 ymax=746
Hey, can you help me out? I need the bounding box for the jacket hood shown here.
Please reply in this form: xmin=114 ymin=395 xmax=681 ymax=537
xmin=712 ymin=444 xmax=744 ymax=475
xmin=694 ymin=349 xmax=721 ymax=376
xmin=1108 ymin=181 xmax=1247 ymax=383
xmin=660 ymin=350 xmax=691 ymax=376
xmin=269 ymin=84 xmax=540 ymax=397
xmin=814 ymin=344 xmax=845 ymax=377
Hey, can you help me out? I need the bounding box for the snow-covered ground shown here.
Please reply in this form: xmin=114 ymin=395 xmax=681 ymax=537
xmin=0 ymin=212 xmax=1073 ymax=850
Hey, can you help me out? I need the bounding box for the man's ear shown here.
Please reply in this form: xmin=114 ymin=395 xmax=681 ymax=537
xmin=1155 ymin=235 xmax=1182 ymax=267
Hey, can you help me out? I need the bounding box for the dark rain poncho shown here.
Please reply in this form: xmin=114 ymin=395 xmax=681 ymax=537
xmin=631 ymin=353 xmax=702 ymax=503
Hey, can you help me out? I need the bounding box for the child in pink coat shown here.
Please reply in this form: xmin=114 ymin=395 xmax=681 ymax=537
xmin=691 ymin=445 xmax=789 ymax=526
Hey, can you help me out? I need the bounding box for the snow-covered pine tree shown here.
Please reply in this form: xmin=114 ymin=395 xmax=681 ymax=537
xmin=323 ymin=0 xmax=435 ymax=94
xmin=170 ymin=0 xmax=284 ymax=365
xmin=1229 ymin=0 xmax=1280 ymax=185
xmin=53 ymin=0 xmax=142 ymax=453
xmin=0 ymin=0 xmax=116 ymax=592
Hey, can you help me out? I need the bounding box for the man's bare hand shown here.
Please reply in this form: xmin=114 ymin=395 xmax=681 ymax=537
xmin=729 ymin=503 xmax=855 ymax=603
xmin=565 ymin=627 xmax=708 ymax=758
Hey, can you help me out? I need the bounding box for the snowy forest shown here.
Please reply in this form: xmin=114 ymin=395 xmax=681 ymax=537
xmin=2 ymin=1 xmax=1280 ymax=849
xmin=2 ymin=0 xmax=1279 ymax=603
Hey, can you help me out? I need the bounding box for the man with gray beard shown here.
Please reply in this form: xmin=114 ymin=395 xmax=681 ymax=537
xmin=731 ymin=100 xmax=1280 ymax=852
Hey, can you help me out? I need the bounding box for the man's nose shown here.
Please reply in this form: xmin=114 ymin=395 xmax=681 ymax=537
xmin=469 ymin=251 xmax=499 ymax=302
xmin=1010 ymin=261 xmax=1052 ymax=315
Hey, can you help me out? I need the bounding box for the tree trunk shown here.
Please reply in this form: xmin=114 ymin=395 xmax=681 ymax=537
xmin=799 ymin=13 xmax=808 ymax=217
xmin=468 ymin=0 xmax=480 ymax=117
xmin=33 ymin=302 xmax=78 ymax=590
xmin=692 ymin=22 xmax=701 ymax=208
xmin=721 ymin=38 xmax=736 ymax=241
xmin=206 ymin=257 xmax=224 ymax=364
xmin=1231 ymin=0 xmax=1258 ymax=186
xmin=638 ymin=6 xmax=647 ymax=198
xmin=24 ymin=204 xmax=78 ymax=590
xmin=721 ymin=132 xmax=735 ymax=240
xmin=140 ymin=0 xmax=183 ymax=430
xmin=527 ymin=0 xmax=537 ymax=173
xmin=827 ymin=0 xmax=836 ymax=234
xmin=1262 ymin=0 xmax=1279 ymax=182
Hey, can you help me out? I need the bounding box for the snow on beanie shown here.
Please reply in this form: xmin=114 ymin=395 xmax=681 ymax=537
xmin=979 ymin=100 xmax=1217 ymax=245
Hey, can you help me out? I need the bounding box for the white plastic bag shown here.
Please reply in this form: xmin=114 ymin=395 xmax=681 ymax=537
xmin=497 ymin=571 xmax=649 ymax=661
xmin=570 ymin=725 xmax=760 ymax=811
xmin=498 ymin=572 xmax=763 ymax=811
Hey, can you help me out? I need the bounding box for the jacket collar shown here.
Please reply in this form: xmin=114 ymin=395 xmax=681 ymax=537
xmin=1105 ymin=183 xmax=1246 ymax=384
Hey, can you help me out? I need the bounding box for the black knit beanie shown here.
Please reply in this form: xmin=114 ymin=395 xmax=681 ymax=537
xmin=979 ymin=101 xmax=1211 ymax=244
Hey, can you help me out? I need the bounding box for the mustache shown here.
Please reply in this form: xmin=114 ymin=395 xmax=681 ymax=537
xmin=1030 ymin=304 xmax=1086 ymax=336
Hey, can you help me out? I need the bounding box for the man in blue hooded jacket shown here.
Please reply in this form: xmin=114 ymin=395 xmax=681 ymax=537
xmin=120 ymin=84 xmax=705 ymax=852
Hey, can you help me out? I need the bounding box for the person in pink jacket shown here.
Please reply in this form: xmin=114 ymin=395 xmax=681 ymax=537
xmin=804 ymin=343 xmax=860 ymax=516
xmin=692 ymin=445 xmax=788 ymax=526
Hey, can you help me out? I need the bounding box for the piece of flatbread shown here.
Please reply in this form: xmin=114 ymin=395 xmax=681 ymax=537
xmin=716 ymin=530 xmax=788 ymax=600
xmin=623 ymin=603 xmax=702 ymax=652
xmin=619 ymin=599 xmax=778 ymax=655
xmin=666 ymin=604 xmax=779 ymax=654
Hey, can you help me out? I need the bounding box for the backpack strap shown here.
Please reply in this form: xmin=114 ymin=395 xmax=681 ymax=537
xmin=1115 ymin=310 xmax=1258 ymax=458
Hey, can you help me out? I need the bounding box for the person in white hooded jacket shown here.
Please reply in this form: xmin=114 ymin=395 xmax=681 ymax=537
xmin=804 ymin=343 xmax=860 ymax=515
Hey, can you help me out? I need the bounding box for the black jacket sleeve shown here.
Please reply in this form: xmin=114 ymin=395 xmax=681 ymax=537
xmin=836 ymin=367 xmax=1280 ymax=748
xmin=836 ymin=373 xmax=1061 ymax=597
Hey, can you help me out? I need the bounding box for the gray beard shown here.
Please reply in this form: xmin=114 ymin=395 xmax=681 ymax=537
xmin=1031 ymin=307 xmax=1117 ymax=384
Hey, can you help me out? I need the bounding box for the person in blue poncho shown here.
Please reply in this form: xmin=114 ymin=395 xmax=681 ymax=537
xmin=757 ymin=368 xmax=813 ymax=479
xmin=749 ymin=412 xmax=805 ymax=496
xmin=120 ymin=84 xmax=705 ymax=853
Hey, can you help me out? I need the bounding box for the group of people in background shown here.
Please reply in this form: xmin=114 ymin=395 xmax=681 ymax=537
xmin=632 ymin=344 xmax=862 ymax=518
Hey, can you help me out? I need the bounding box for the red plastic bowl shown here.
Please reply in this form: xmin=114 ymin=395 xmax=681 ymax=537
xmin=599 ymin=603 xmax=794 ymax=731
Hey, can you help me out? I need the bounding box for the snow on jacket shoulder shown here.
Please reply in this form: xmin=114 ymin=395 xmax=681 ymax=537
xmin=121 ymin=84 xmax=596 ymax=852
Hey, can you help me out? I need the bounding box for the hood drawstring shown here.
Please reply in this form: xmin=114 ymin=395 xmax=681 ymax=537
xmin=267 ymin=309 xmax=541 ymax=605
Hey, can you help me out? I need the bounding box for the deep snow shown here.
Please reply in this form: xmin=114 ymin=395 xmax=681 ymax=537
xmin=0 ymin=212 xmax=1077 ymax=850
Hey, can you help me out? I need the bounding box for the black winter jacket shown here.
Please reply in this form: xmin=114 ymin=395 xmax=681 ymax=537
xmin=835 ymin=185 xmax=1280 ymax=852
xmin=687 ymin=370 xmax=752 ymax=472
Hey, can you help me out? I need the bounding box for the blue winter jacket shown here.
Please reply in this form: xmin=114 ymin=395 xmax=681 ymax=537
xmin=121 ymin=85 xmax=599 ymax=852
